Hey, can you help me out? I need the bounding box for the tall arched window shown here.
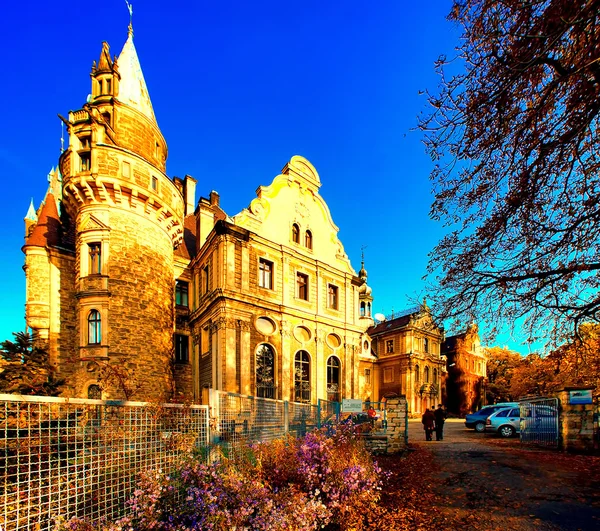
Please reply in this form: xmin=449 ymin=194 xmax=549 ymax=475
xmin=424 ymin=366 xmax=430 ymax=383
xmin=256 ymin=343 xmax=275 ymax=398
xmin=433 ymin=368 xmax=438 ymax=384
xmin=326 ymin=356 xmax=340 ymax=402
xmin=305 ymin=230 xmax=312 ymax=249
xmin=415 ymin=364 xmax=420 ymax=382
xmin=294 ymin=350 xmax=311 ymax=403
xmin=292 ymin=223 xmax=300 ymax=244
xmin=88 ymin=310 xmax=101 ymax=345
xmin=367 ymin=302 xmax=372 ymax=317
xmin=360 ymin=302 xmax=366 ymax=316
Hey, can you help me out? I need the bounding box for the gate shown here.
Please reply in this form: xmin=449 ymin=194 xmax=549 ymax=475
xmin=519 ymin=397 xmax=559 ymax=448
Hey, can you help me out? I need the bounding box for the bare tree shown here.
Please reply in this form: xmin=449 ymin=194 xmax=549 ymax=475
xmin=419 ymin=0 xmax=600 ymax=347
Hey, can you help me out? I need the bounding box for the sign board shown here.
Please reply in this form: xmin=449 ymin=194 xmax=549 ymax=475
xmin=342 ymin=399 xmax=363 ymax=413
xmin=569 ymin=389 xmax=593 ymax=405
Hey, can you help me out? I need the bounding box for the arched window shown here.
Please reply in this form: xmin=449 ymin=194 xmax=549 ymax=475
xmin=424 ymin=366 xmax=430 ymax=383
xmin=292 ymin=223 xmax=300 ymax=244
xmin=256 ymin=343 xmax=275 ymax=398
xmin=424 ymin=337 xmax=429 ymax=353
xmin=88 ymin=384 xmax=102 ymax=399
xmin=326 ymin=356 xmax=340 ymax=402
xmin=415 ymin=364 xmax=420 ymax=382
xmin=305 ymin=230 xmax=312 ymax=249
xmin=433 ymin=368 xmax=438 ymax=384
xmin=88 ymin=310 xmax=101 ymax=345
xmin=294 ymin=350 xmax=311 ymax=403
xmin=360 ymin=302 xmax=366 ymax=316
xmin=367 ymin=302 xmax=372 ymax=317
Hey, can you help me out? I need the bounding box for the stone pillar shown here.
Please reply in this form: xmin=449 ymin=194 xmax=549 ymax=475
xmin=556 ymin=387 xmax=595 ymax=453
xmin=384 ymin=397 xmax=408 ymax=454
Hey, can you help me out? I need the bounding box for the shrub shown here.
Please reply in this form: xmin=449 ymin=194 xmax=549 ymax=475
xmin=55 ymin=425 xmax=382 ymax=531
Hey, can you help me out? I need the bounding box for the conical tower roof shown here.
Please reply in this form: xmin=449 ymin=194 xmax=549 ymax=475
xmin=117 ymin=25 xmax=156 ymax=122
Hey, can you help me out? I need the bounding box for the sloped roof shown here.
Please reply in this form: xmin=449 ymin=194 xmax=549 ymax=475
xmin=174 ymin=214 xmax=197 ymax=259
xmin=368 ymin=314 xmax=413 ymax=336
xmin=24 ymin=193 xmax=61 ymax=248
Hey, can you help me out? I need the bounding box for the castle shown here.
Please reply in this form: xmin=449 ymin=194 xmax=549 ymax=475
xmin=22 ymin=24 xmax=378 ymax=403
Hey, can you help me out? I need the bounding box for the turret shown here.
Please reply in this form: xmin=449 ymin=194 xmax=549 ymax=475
xmin=53 ymin=23 xmax=184 ymax=400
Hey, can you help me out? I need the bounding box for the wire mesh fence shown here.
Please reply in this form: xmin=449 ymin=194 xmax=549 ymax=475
xmin=0 ymin=394 xmax=209 ymax=531
xmin=0 ymin=391 xmax=343 ymax=530
xmin=212 ymin=391 xmax=331 ymax=453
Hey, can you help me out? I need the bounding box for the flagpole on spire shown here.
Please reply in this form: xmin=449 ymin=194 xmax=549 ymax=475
xmin=125 ymin=1 xmax=133 ymax=35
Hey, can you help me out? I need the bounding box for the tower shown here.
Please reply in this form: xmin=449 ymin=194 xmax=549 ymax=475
xmin=24 ymin=23 xmax=187 ymax=400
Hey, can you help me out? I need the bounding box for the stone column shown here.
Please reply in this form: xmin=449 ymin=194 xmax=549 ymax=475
xmin=556 ymin=387 xmax=595 ymax=453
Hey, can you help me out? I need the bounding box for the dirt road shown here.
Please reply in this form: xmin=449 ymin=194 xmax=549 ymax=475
xmin=394 ymin=418 xmax=600 ymax=530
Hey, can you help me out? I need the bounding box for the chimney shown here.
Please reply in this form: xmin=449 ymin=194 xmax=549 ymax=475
xmin=209 ymin=190 xmax=220 ymax=207
xmin=183 ymin=175 xmax=197 ymax=216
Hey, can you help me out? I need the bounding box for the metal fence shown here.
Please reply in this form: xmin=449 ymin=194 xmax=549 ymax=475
xmin=519 ymin=397 xmax=560 ymax=448
xmin=0 ymin=394 xmax=209 ymax=531
xmin=212 ymin=390 xmax=338 ymax=452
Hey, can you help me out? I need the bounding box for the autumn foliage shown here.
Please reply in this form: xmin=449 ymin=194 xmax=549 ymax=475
xmin=420 ymin=0 xmax=600 ymax=347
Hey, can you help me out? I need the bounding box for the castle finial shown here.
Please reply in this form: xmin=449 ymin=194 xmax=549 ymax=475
xmin=125 ymin=1 xmax=133 ymax=36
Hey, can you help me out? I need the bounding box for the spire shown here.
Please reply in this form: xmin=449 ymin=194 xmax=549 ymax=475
xmin=97 ymin=41 xmax=113 ymax=72
xmin=25 ymin=199 xmax=37 ymax=222
xmin=116 ymin=21 xmax=156 ymax=122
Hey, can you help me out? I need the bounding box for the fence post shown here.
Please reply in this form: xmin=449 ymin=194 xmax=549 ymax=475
xmin=317 ymin=399 xmax=322 ymax=429
xmin=284 ymin=401 xmax=289 ymax=435
xmin=208 ymin=388 xmax=220 ymax=444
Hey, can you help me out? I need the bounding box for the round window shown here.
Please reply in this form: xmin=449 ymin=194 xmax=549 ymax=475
xmin=293 ymin=325 xmax=312 ymax=343
xmin=256 ymin=317 xmax=276 ymax=336
xmin=326 ymin=333 xmax=341 ymax=349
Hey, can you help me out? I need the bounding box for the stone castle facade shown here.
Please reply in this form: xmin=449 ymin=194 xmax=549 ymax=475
xmin=22 ymin=25 xmax=376 ymax=403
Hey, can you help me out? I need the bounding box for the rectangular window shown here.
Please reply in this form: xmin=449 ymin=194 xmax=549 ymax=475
xmin=174 ymin=334 xmax=189 ymax=364
xmin=386 ymin=339 xmax=394 ymax=353
xmin=259 ymin=258 xmax=273 ymax=289
xmin=175 ymin=280 xmax=189 ymax=307
xmin=88 ymin=243 xmax=102 ymax=275
xmin=151 ymin=176 xmax=158 ymax=191
xmin=364 ymin=368 xmax=371 ymax=384
xmin=106 ymin=78 xmax=112 ymax=94
xmin=203 ymin=265 xmax=210 ymax=294
xmin=328 ymin=284 xmax=338 ymax=310
xmin=297 ymin=272 xmax=308 ymax=301
xmin=122 ymin=161 xmax=131 ymax=179
xmin=201 ymin=326 xmax=210 ymax=357
xmin=80 ymin=153 xmax=91 ymax=172
xmin=383 ymin=367 xmax=393 ymax=383
xmin=424 ymin=337 xmax=429 ymax=353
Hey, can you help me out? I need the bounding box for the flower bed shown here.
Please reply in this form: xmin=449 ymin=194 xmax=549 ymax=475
xmin=55 ymin=423 xmax=383 ymax=531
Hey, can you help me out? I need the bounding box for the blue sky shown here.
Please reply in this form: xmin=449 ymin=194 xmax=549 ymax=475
xmin=0 ymin=1 xmax=533 ymax=353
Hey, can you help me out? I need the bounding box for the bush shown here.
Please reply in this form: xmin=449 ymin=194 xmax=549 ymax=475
xmin=55 ymin=424 xmax=382 ymax=531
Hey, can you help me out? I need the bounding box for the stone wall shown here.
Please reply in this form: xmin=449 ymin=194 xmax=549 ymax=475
xmin=363 ymin=396 xmax=408 ymax=455
xmin=556 ymin=387 xmax=596 ymax=453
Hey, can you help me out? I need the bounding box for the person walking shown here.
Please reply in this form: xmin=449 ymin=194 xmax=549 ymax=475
xmin=434 ymin=403 xmax=447 ymax=441
xmin=421 ymin=408 xmax=435 ymax=441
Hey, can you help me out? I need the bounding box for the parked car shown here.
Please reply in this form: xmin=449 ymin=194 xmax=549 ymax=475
xmin=485 ymin=406 xmax=520 ymax=437
xmin=465 ymin=403 xmax=519 ymax=432
xmin=486 ymin=404 xmax=559 ymax=438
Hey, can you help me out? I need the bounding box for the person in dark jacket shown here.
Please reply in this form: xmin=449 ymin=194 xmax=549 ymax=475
xmin=421 ymin=408 xmax=435 ymax=441
xmin=434 ymin=403 xmax=447 ymax=441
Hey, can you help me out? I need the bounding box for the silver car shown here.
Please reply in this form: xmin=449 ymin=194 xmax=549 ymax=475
xmin=485 ymin=406 xmax=520 ymax=438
